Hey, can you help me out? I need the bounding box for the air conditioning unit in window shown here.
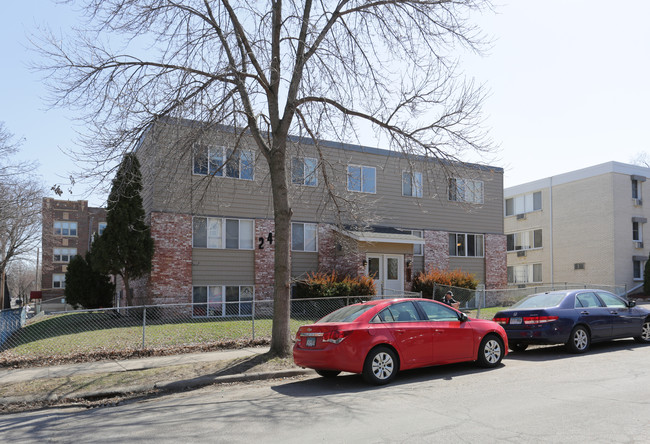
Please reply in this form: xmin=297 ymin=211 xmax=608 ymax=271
xmin=635 ymin=241 xmax=644 ymax=249
xmin=517 ymin=250 xmax=527 ymax=257
xmin=633 ymin=198 xmax=643 ymax=206
xmin=516 ymin=213 xmax=526 ymax=220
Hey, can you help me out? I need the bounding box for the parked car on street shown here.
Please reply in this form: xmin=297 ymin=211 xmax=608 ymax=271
xmin=293 ymin=298 xmax=508 ymax=385
xmin=493 ymin=289 xmax=650 ymax=353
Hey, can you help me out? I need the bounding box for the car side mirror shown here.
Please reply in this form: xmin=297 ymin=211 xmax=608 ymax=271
xmin=628 ymin=300 xmax=636 ymax=308
xmin=459 ymin=312 xmax=468 ymax=322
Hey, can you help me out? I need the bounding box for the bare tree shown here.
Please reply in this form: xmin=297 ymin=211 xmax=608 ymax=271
xmin=37 ymin=0 xmax=495 ymax=356
xmin=0 ymin=122 xmax=42 ymax=307
xmin=7 ymin=259 xmax=39 ymax=306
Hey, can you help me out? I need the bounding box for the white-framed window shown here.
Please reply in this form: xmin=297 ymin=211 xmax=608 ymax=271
xmin=507 ymin=264 xmax=542 ymax=284
xmin=54 ymin=221 xmax=78 ymax=236
xmin=292 ymin=222 xmax=318 ymax=252
xmin=449 ymin=178 xmax=484 ymax=204
xmin=449 ymin=233 xmax=484 ymax=257
xmin=505 ymin=191 xmax=542 ymax=216
xmin=633 ymin=221 xmax=644 ymax=242
xmin=412 ymin=230 xmax=424 ymax=256
xmin=192 ymin=216 xmax=254 ymax=250
xmin=632 ymin=177 xmax=643 ymax=200
xmin=192 ymin=285 xmax=254 ymax=317
xmin=347 ymin=165 xmax=376 ymax=193
xmin=53 ymin=248 xmax=77 ymax=263
xmin=291 ymin=157 xmax=318 ymax=186
xmin=98 ymin=222 xmax=107 ymax=235
xmin=193 ymin=144 xmax=254 ymax=180
xmin=402 ymin=171 xmax=423 ymax=197
xmin=53 ymin=274 xmax=66 ymax=289
xmin=506 ymin=229 xmax=542 ymax=251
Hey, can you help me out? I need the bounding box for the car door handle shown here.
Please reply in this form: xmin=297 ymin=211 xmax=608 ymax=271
xmin=610 ymin=311 xmax=618 ymax=315
xmin=580 ymin=311 xmax=589 ymax=315
xmin=395 ymin=329 xmax=405 ymax=334
xmin=433 ymin=329 xmax=444 ymax=334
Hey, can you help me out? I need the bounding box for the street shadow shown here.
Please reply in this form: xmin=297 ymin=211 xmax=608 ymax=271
xmin=272 ymin=360 xmax=503 ymax=397
xmin=505 ymin=338 xmax=649 ymax=362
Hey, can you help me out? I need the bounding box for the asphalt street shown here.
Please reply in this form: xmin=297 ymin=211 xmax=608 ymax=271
xmin=2 ymin=340 xmax=649 ymax=443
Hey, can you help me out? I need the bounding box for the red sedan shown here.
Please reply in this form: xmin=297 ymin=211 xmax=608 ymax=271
xmin=293 ymin=298 xmax=508 ymax=384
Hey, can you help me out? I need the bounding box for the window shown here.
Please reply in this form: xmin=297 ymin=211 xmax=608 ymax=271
xmin=633 ymin=221 xmax=642 ymax=242
xmin=505 ymin=191 xmax=542 ymax=216
xmin=412 ymin=230 xmax=424 ymax=256
xmin=402 ymin=171 xmax=422 ymax=197
xmin=417 ymin=300 xmax=459 ymax=321
xmin=292 ymin=157 xmax=318 ymax=186
xmin=193 ymin=144 xmax=254 ymax=180
xmin=449 ymin=178 xmax=484 ymax=204
xmin=192 ymin=217 xmax=253 ymax=250
xmin=632 ymin=177 xmax=644 ymax=201
xmin=507 ymin=264 xmax=542 ymax=284
xmin=506 ymin=229 xmax=543 ymax=251
xmin=449 ymin=233 xmax=484 ymax=257
xmin=347 ymin=165 xmax=376 ymax=193
xmin=53 ymin=248 xmax=77 ymax=263
xmin=292 ymin=222 xmax=317 ymax=252
xmin=98 ymin=222 xmax=107 ymax=235
xmin=53 ymin=274 xmax=66 ymax=289
xmin=597 ymin=292 xmax=626 ymax=308
xmin=634 ymin=259 xmax=644 ymax=280
xmin=374 ymin=301 xmax=420 ymax=323
xmin=54 ymin=221 xmax=78 ymax=236
xmin=193 ymin=285 xmax=254 ymax=317
xmin=575 ymin=292 xmax=602 ymax=308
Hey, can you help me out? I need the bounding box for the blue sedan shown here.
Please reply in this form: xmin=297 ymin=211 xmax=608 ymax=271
xmin=493 ymin=290 xmax=650 ymax=353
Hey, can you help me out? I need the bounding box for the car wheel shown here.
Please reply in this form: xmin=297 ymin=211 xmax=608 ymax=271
xmin=315 ymin=370 xmax=341 ymax=378
xmin=566 ymin=326 xmax=590 ymax=353
xmin=510 ymin=343 xmax=528 ymax=352
xmin=363 ymin=346 xmax=398 ymax=385
xmin=634 ymin=319 xmax=650 ymax=343
xmin=477 ymin=335 xmax=504 ymax=368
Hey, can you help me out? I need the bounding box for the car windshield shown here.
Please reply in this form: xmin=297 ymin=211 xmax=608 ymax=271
xmin=317 ymin=304 xmax=374 ymax=323
xmin=510 ymin=292 xmax=566 ymax=309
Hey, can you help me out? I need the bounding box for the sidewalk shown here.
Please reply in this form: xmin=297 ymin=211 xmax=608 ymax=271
xmin=0 ymin=347 xmax=311 ymax=408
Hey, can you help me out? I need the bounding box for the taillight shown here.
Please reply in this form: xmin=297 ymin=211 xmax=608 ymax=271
xmin=523 ymin=315 xmax=558 ymax=325
xmin=493 ymin=317 xmax=508 ymax=325
xmin=323 ymin=330 xmax=350 ymax=344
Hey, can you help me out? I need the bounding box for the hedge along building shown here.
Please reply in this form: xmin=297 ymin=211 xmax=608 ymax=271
xmin=131 ymin=117 xmax=506 ymax=315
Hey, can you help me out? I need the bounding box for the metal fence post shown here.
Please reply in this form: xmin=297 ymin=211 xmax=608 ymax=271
xmin=252 ymin=299 xmax=256 ymax=341
xmin=142 ymin=306 xmax=147 ymax=349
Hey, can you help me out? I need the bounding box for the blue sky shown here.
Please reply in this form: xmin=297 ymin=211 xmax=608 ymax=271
xmin=2 ymin=1 xmax=649 ymax=207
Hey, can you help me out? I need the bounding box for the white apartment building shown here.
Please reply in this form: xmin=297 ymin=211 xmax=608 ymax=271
xmin=504 ymin=161 xmax=650 ymax=295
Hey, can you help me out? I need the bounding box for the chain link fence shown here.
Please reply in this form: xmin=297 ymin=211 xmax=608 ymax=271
xmin=0 ymin=293 xmax=417 ymax=363
xmin=0 ymin=284 xmax=629 ymax=364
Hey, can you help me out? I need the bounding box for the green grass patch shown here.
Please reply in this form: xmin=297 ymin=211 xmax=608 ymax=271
xmin=2 ymin=311 xmax=317 ymax=358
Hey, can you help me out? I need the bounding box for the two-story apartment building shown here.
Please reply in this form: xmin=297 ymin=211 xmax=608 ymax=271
xmin=41 ymin=198 xmax=107 ymax=303
xmin=504 ymin=161 xmax=650 ymax=294
xmin=129 ymin=117 xmax=506 ymax=312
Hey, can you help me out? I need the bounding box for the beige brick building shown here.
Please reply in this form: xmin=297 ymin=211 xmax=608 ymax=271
xmin=504 ymin=162 xmax=650 ymax=294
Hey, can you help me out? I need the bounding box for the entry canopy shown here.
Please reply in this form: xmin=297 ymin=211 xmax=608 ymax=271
xmin=335 ymin=226 xmax=425 ymax=245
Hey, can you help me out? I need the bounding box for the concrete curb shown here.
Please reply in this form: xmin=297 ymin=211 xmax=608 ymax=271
xmin=0 ymin=369 xmax=313 ymax=407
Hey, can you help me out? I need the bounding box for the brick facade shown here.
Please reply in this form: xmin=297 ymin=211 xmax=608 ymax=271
xmin=147 ymin=212 xmax=193 ymax=304
xmin=485 ymin=233 xmax=508 ymax=289
xmin=424 ymin=230 xmax=450 ymax=272
xmin=254 ymin=219 xmax=275 ymax=301
xmin=41 ymin=198 xmax=106 ymax=302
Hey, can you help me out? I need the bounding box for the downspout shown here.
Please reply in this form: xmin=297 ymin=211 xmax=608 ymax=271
xmin=549 ymin=177 xmax=554 ymax=285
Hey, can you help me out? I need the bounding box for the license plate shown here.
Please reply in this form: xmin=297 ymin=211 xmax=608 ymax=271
xmin=306 ymin=337 xmax=316 ymax=347
xmin=510 ymin=317 xmax=522 ymax=325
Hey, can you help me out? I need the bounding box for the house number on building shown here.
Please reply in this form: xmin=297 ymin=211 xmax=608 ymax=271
xmin=258 ymin=232 xmax=274 ymax=249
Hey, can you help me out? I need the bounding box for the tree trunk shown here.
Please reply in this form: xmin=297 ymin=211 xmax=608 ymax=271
xmin=268 ymin=147 xmax=293 ymax=357
xmin=123 ymin=272 xmax=133 ymax=307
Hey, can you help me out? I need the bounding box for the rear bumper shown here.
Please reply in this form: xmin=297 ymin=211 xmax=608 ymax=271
xmin=293 ymin=342 xmax=365 ymax=374
xmin=505 ymin=324 xmax=570 ymax=345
